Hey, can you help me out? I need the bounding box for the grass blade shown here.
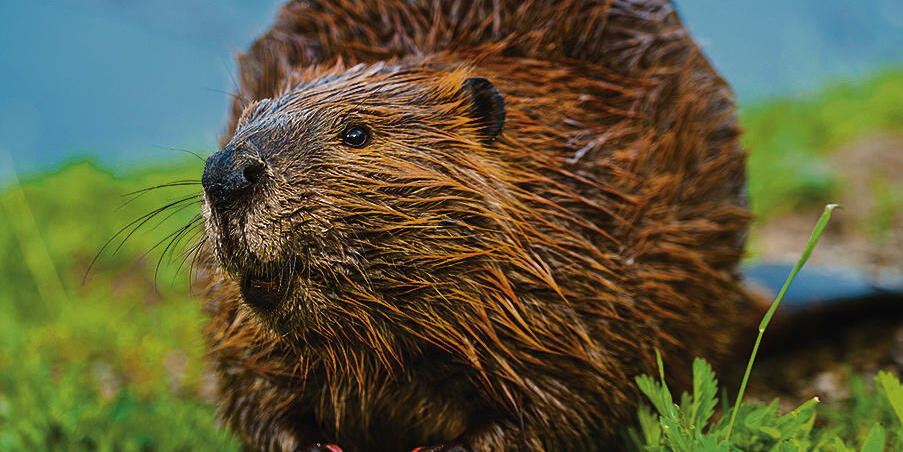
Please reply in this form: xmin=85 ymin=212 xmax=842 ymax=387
xmin=724 ymin=203 xmax=838 ymax=442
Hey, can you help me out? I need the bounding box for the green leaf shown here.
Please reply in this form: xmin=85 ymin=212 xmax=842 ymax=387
xmin=633 ymin=404 xmax=662 ymax=449
xmin=774 ymin=397 xmax=819 ymax=439
xmin=688 ymin=358 xmax=718 ymax=430
xmin=636 ymin=374 xmax=677 ymax=422
xmin=826 ymin=436 xmax=856 ymax=452
xmin=860 ymin=423 xmax=885 ymax=452
xmin=876 ymin=371 xmax=903 ymax=426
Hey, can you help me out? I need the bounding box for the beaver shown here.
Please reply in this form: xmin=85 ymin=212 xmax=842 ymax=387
xmin=198 ymin=0 xmax=751 ymax=450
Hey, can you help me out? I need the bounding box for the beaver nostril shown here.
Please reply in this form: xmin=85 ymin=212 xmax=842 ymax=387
xmin=202 ymin=146 xmax=266 ymax=208
xmin=242 ymin=161 xmax=264 ymax=186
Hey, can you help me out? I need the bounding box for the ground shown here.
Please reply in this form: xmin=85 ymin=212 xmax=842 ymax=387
xmin=744 ymin=133 xmax=903 ymax=425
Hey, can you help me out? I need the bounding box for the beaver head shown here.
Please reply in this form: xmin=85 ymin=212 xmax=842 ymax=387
xmin=201 ymin=62 xmax=509 ymax=347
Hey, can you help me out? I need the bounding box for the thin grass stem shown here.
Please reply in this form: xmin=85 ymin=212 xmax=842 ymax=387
xmin=724 ymin=203 xmax=838 ymax=442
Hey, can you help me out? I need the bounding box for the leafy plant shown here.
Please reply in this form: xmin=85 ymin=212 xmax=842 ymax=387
xmin=629 ymin=205 xmax=903 ymax=451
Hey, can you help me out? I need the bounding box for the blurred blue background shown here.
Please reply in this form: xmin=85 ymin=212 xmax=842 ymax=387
xmin=1 ymin=0 xmax=902 ymax=175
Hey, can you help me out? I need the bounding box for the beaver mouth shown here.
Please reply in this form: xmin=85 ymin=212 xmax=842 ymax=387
xmin=238 ymin=256 xmax=302 ymax=312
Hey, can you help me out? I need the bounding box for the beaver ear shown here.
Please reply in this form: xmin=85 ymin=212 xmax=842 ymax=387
xmin=460 ymin=77 xmax=505 ymax=143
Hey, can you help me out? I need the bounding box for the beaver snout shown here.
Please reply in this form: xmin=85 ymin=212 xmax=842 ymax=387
xmin=202 ymin=142 xmax=265 ymax=209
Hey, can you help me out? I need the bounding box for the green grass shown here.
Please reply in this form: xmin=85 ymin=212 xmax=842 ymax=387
xmin=742 ymin=66 xmax=903 ymax=220
xmin=0 ymin=65 xmax=902 ymax=449
xmin=626 ymin=204 xmax=903 ymax=451
xmin=0 ymin=158 xmax=239 ymax=450
xmin=629 ymin=357 xmax=903 ymax=451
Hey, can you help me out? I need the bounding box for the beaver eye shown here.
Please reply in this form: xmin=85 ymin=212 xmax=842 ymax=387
xmin=342 ymin=125 xmax=369 ymax=148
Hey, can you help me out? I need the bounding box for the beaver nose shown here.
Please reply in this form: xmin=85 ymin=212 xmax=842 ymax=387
xmin=202 ymin=144 xmax=265 ymax=208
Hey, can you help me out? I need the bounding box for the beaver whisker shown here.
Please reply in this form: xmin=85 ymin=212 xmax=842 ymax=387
xmin=116 ymin=195 xmax=202 ymax=257
xmin=286 ymin=236 xmax=296 ymax=290
xmin=118 ymin=180 xmax=202 ymax=208
xmin=151 ymin=145 xmax=208 ymax=163
xmin=177 ymin=231 xmax=208 ymax=292
xmin=220 ymin=58 xmax=252 ymax=110
xmin=121 ymin=180 xmax=202 ymax=197
xmin=155 ymin=215 xmax=203 ymax=264
xmin=186 ymin=235 xmax=207 ymax=269
xmin=206 ymin=86 xmax=251 ymax=110
xmin=86 ymin=193 xmax=203 ymax=282
xmin=151 ymin=214 xmax=204 ymax=288
xmin=155 ymin=198 xmax=203 ymax=228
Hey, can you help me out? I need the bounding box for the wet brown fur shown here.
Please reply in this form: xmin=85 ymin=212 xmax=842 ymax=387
xmin=200 ymin=1 xmax=752 ymax=450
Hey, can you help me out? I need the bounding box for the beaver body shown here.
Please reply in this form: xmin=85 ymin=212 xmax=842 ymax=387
xmin=200 ymin=1 xmax=751 ymax=450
